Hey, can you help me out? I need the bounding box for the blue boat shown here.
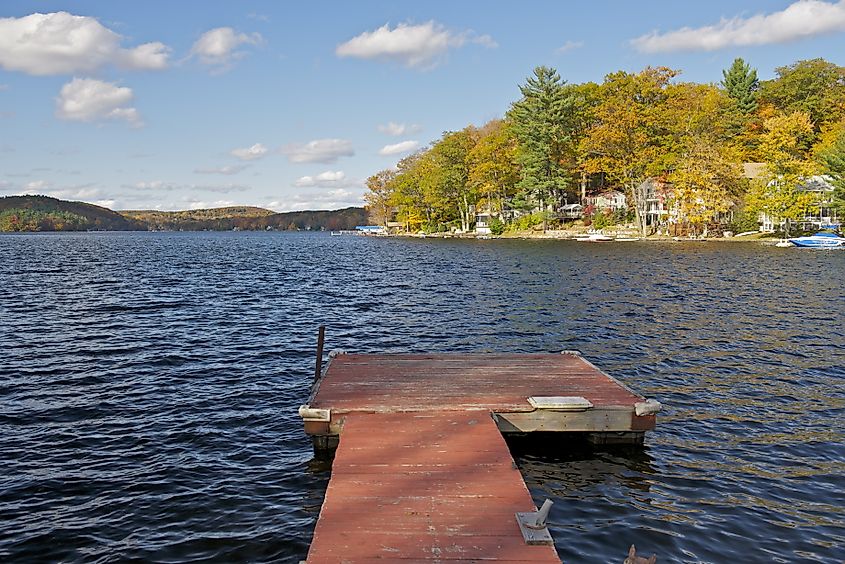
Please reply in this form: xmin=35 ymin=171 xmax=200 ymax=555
xmin=788 ymin=232 xmax=845 ymax=248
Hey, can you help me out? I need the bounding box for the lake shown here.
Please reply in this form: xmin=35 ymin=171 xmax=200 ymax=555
xmin=1 ymin=232 xmax=843 ymax=563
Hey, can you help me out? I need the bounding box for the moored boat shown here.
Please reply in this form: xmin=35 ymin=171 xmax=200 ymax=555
xmin=575 ymin=233 xmax=613 ymax=242
xmin=788 ymin=232 xmax=845 ymax=248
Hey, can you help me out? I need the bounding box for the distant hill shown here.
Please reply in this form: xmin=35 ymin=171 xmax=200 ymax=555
xmin=265 ymin=208 xmax=369 ymax=231
xmin=0 ymin=195 xmax=368 ymax=232
xmin=122 ymin=206 xmax=368 ymax=231
xmin=122 ymin=206 xmax=276 ymax=231
xmin=0 ymin=195 xmax=141 ymax=231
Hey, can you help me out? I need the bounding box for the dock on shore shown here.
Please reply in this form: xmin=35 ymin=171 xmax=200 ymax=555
xmin=299 ymin=352 xmax=660 ymax=562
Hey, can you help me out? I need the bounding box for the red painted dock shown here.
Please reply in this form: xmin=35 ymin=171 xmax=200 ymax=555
xmin=307 ymin=412 xmax=559 ymax=562
xmin=300 ymin=353 xmax=659 ymax=562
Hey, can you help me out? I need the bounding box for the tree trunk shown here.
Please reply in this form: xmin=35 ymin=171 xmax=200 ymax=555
xmin=630 ymin=181 xmax=647 ymax=236
xmin=462 ymin=195 xmax=471 ymax=232
xmin=580 ymin=172 xmax=587 ymax=203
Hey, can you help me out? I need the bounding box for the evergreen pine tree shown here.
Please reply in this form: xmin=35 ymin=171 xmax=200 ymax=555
xmin=721 ymin=58 xmax=759 ymax=114
xmin=507 ymin=66 xmax=573 ymax=216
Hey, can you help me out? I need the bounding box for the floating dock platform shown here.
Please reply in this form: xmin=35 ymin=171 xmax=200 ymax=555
xmin=299 ymin=352 xmax=659 ymax=562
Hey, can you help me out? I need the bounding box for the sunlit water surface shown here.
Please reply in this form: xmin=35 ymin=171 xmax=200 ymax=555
xmin=1 ymin=232 xmax=843 ymax=563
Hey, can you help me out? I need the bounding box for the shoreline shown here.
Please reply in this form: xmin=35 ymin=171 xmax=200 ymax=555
xmin=388 ymin=230 xmax=776 ymax=243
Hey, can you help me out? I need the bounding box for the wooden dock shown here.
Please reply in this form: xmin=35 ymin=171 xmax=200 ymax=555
xmin=299 ymin=352 xmax=659 ymax=562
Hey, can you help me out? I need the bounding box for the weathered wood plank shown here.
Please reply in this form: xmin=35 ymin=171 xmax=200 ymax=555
xmin=306 ymin=412 xmax=560 ymax=563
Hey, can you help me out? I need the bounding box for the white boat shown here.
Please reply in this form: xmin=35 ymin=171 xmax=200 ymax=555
xmin=788 ymin=232 xmax=845 ymax=248
xmin=575 ymin=233 xmax=613 ymax=242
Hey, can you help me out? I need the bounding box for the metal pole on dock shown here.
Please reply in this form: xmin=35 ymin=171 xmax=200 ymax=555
xmin=314 ymin=325 xmax=325 ymax=381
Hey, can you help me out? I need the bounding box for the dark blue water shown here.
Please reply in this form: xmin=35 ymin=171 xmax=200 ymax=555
xmin=1 ymin=232 xmax=843 ymax=563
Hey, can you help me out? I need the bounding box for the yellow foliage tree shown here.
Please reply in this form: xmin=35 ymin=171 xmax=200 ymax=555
xmin=748 ymin=111 xmax=819 ymax=235
xmin=467 ymin=119 xmax=518 ymax=214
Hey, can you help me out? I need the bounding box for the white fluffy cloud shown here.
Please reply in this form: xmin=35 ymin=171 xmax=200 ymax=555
xmin=190 ymin=27 xmax=262 ymax=67
xmin=294 ymin=170 xmax=348 ymax=187
xmin=188 ymin=199 xmax=236 ymax=210
xmin=194 ymin=164 xmax=248 ymax=175
xmin=18 ymin=181 xmax=105 ymax=201
xmin=282 ymin=139 xmax=354 ymax=163
xmin=379 ymin=140 xmax=419 ymax=156
xmin=23 ymin=180 xmax=51 ymax=192
xmin=230 ymin=143 xmax=268 ymax=161
xmin=268 ymin=188 xmax=365 ymax=212
xmin=556 ymin=40 xmax=584 ymax=54
xmin=336 ymin=21 xmax=496 ymax=69
xmin=55 ymin=78 xmax=142 ymax=126
xmin=129 ymin=180 xmax=250 ymax=193
xmin=378 ymin=121 xmax=422 ymax=136
xmin=0 ymin=12 xmax=169 ymax=75
xmin=632 ymin=0 xmax=845 ymax=53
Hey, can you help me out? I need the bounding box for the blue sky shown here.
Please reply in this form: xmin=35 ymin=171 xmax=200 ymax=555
xmin=1 ymin=0 xmax=844 ymax=211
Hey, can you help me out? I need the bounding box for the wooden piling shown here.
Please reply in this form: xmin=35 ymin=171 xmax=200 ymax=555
xmin=314 ymin=325 xmax=325 ymax=382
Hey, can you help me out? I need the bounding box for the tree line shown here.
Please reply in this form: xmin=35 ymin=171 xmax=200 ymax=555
xmin=365 ymin=58 xmax=845 ymax=236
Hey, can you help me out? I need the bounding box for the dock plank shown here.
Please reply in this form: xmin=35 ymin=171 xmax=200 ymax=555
xmin=306 ymin=412 xmax=560 ymax=563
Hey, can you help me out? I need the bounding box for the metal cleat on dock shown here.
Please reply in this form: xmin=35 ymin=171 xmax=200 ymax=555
xmin=634 ymin=399 xmax=662 ymax=416
xmin=298 ymin=405 xmax=330 ymax=422
xmin=516 ymin=499 xmax=555 ymax=545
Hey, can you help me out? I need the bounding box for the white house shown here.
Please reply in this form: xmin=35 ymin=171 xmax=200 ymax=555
xmin=584 ymin=190 xmax=627 ymax=212
xmin=559 ymin=203 xmax=583 ymax=219
xmin=475 ymin=212 xmax=492 ymax=234
xmin=759 ymin=175 xmax=840 ymax=232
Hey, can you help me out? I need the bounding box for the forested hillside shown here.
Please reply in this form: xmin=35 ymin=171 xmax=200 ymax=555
xmin=0 ymin=196 xmax=367 ymax=232
xmin=123 ymin=206 xmax=367 ymax=231
xmin=0 ymin=196 xmax=142 ymax=231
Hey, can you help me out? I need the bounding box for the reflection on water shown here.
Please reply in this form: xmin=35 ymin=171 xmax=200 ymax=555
xmin=0 ymin=232 xmax=843 ymax=563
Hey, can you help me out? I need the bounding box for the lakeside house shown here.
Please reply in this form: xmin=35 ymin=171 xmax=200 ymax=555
xmin=559 ymin=203 xmax=583 ymax=219
xmin=355 ymin=225 xmax=387 ymax=235
xmin=639 ymin=177 xmax=735 ymax=235
xmin=584 ymin=190 xmax=627 ymax=213
xmin=475 ymin=212 xmax=492 ymax=234
xmin=642 ymin=179 xmax=671 ymax=228
xmin=759 ymin=175 xmax=841 ymax=232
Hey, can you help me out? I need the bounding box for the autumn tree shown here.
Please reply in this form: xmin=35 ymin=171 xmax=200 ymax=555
xmin=662 ymin=82 xmax=744 ymax=233
xmin=817 ymin=123 xmax=845 ymax=215
xmin=580 ymin=67 xmax=678 ymax=235
xmin=467 ymin=119 xmax=519 ymax=214
xmin=759 ymin=59 xmax=845 ymax=137
xmin=748 ymin=111 xmax=819 ymax=235
xmin=389 ymin=151 xmax=430 ymax=232
xmin=422 ymin=128 xmax=478 ymax=232
xmin=669 ymin=138 xmax=743 ymax=235
xmin=507 ymin=66 xmax=573 ymax=219
xmin=364 ymin=169 xmax=396 ymax=226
